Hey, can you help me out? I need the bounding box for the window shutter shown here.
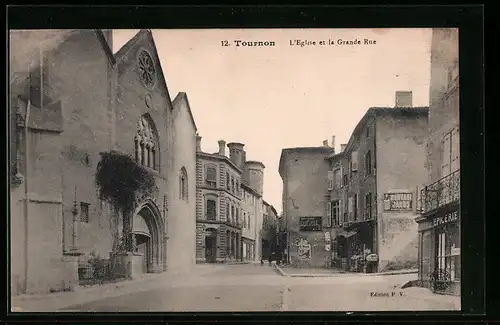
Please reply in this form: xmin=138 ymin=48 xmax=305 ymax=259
xmin=339 ymin=200 xmax=343 ymax=225
xmin=442 ymin=133 xmax=451 ymax=176
xmin=340 ymin=166 xmax=344 ymax=187
xmin=327 ymin=171 xmax=334 ymax=190
xmin=326 ymin=201 xmax=332 ymax=227
xmin=351 ymin=151 xmax=358 ymax=171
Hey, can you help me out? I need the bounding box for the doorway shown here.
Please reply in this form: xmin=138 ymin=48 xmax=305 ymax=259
xmin=135 ymin=234 xmax=150 ymax=273
xmin=205 ymin=228 xmax=217 ymax=263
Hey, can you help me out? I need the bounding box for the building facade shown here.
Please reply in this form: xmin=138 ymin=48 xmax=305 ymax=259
xmin=279 ymin=145 xmax=335 ymax=268
xmin=261 ymin=201 xmax=280 ymax=261
xmin=416 ymin=28 xmax=460 ymax=296
xmin=195 ymin=139 xmax=266 ymax=264
xmin=195 ymin=139 xmax=243 ymax=263
xmin=241 ymin=183 xmax=261 ymax=262
xmin=327 ymin=98 xmax=429 ymax=273
xmin=9 ymin=29 xmax=197 ymax=295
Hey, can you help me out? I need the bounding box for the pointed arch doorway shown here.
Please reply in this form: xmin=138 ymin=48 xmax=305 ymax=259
xmin=132 ymin=200 xmax=164 ymax=273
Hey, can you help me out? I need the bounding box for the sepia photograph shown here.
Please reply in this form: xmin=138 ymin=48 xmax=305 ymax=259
xmin=9 ymin=27 xmax=462 ymax=313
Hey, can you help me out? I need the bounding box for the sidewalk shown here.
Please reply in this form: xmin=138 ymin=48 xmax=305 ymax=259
xmin=11 ymin=265 xmax=221 ymax=312
xmin=399 ymin=287 xmax=461 ymax=310
xmin=274 ymin=264 xmax=418 ymax=277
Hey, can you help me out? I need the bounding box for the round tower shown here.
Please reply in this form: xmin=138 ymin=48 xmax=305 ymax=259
xmin=245 ymin=160 xmax=265 ymax=196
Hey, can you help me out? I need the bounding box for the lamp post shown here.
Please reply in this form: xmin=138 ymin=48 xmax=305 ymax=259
xmin=71 ymin=186 xmax=78 ymax=252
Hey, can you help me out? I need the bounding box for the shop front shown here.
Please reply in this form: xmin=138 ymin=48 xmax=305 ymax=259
xmin=417 ymin=202 xmax=460 ymax=296
xmin=333 ymin=220 xmax=376 ymax=272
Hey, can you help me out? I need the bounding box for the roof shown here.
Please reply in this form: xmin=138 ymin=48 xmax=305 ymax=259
xmin=245 ymin=160 xmax=266 ymax=169
xmin=279 ymin=146 xmax=334 ymax=177
xmin=343 ymin=106 xmax=429 ymax=154
xmin=241 ymin=182 xmax=262 ymax=198
xmin=196 ymin=151 xmax=243 ymax=174
xmin=113 ymin=29 xmax=150 ymax=59
xmin=326 ymin=151 xmax=345 ymax=160
xmin=172 ymin=92 xmax=198 ymax=132
xmin=93 ymin=30 xmax=116 ymax=65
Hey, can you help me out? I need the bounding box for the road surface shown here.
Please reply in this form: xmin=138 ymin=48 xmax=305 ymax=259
xmin=49 ymin=264 xmax=459 ymax=312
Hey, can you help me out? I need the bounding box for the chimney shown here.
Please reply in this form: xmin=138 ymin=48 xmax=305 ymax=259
xmin=218 ymin=140 xmax=226 ymax=156
xmin=227 ymin=142 xmax=246 ymax=168
xmin=340 ymin=144 xmax=347 ymax=152
xmin=331 ymin=136 xmax=336 ymax=151
xmin=196 ymin=134 xmax=202 ymax=152
xmin=323 ymin=140 xmax=329 ymax=147
xmin=395 ymin=91 xmax=413 ymax=107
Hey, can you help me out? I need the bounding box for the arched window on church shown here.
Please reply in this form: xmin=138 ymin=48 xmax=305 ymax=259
xmin=134 ymin=115 xmax=159 ymax=171
xmin=179 ymin=167 xmax=188 ymax=201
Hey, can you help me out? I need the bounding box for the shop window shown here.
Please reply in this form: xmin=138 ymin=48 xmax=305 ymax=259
xmin=436 ymin=223 xmax=460 ymax=282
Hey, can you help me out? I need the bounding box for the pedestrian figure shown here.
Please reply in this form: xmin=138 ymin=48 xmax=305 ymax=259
xmin=260 ymin=258 xmax=264 ymax=266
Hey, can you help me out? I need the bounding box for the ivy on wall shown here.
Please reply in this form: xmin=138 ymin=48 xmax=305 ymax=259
xmin=95 ymin=150 xmax=156 ymax=251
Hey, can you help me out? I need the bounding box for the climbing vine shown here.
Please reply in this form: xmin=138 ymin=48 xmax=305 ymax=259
xmin=95 ymin=150 xmax=157 ymax=251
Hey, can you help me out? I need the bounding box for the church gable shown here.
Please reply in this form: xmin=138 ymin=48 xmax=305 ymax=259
xmin=114 ymin=30 xmax=174 ymax=111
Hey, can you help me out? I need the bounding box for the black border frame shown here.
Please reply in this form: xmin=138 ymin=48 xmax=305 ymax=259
xmin=5 ymin=4 xmax=485 ymax=323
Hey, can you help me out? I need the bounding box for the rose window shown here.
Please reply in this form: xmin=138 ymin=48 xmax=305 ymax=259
xmin=138 ymin=50 xmax=156 ymax=89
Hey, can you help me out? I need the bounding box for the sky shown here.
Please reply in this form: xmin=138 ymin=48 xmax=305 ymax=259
xmin=113 ymin=28 xmax=433 ymax=213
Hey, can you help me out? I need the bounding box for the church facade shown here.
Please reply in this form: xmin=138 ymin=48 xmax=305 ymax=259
xmin=9 ymin=29 xmax=197 ymax=295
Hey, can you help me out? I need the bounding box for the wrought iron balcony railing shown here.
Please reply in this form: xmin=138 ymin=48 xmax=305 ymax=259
xmin=420 ymin=169 xmax=460 ymax=214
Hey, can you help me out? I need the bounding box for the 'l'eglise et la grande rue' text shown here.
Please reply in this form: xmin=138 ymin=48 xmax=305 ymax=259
xmin=289 ymin=38 xmax=377 ymax=47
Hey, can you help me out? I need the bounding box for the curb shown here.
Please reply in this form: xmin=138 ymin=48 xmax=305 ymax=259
xmin=274 ymin=265 xmax=418 ymax=278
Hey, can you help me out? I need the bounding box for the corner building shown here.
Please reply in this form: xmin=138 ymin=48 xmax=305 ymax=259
xmin=195 ymin=139 xmax=265 ymax=263
xmin=327 ymin=97 xmax=429 ymax=273
xmin=279 ymin=146 xmax=335 ymax=268
xmin=9 ymin=29 xmax=197 ymax=295
xmin=416 ymin=28 xmax=460 ymax=296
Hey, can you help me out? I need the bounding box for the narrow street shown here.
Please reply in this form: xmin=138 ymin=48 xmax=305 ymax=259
xmin=14 ymin=264 xmax=459 ymax=312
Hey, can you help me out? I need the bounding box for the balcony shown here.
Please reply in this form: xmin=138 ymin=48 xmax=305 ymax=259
xmin=420 ymin=169 xmax=460 ymax=214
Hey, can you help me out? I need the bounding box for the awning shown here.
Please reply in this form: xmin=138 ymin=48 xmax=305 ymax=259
xmin=132 ymin=213 xmax=151 ymax=237
xmin=334 ymin=231 xmax=358 ymax=240
xmin=345 ymin=231 xmax=358 ymax=238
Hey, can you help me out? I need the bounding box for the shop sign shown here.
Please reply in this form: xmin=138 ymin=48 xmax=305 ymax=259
xmin=299 ymin=216 xmax=322 ymax=231
xmin=383 ymin=192 xmax=413 ymax=211
xmin=451 ymin=247 xmax=460 ymax=256
xmin=297 ymin=238 xmax=312 ymax=260
xmin=432 ymin=210 xmax=459 ymax=227
xmin=366 ymin=253 xmax=379 ymax=262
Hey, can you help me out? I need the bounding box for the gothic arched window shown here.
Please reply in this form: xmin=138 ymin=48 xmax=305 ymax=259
xmin=179 ymin=167 xmax=188 ymax=201
xmin=134 ymin=114 xmax=159 ymax=171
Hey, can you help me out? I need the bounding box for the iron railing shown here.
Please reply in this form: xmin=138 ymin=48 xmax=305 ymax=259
xmin=420 ymin=169 xmax=460 ymax=214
